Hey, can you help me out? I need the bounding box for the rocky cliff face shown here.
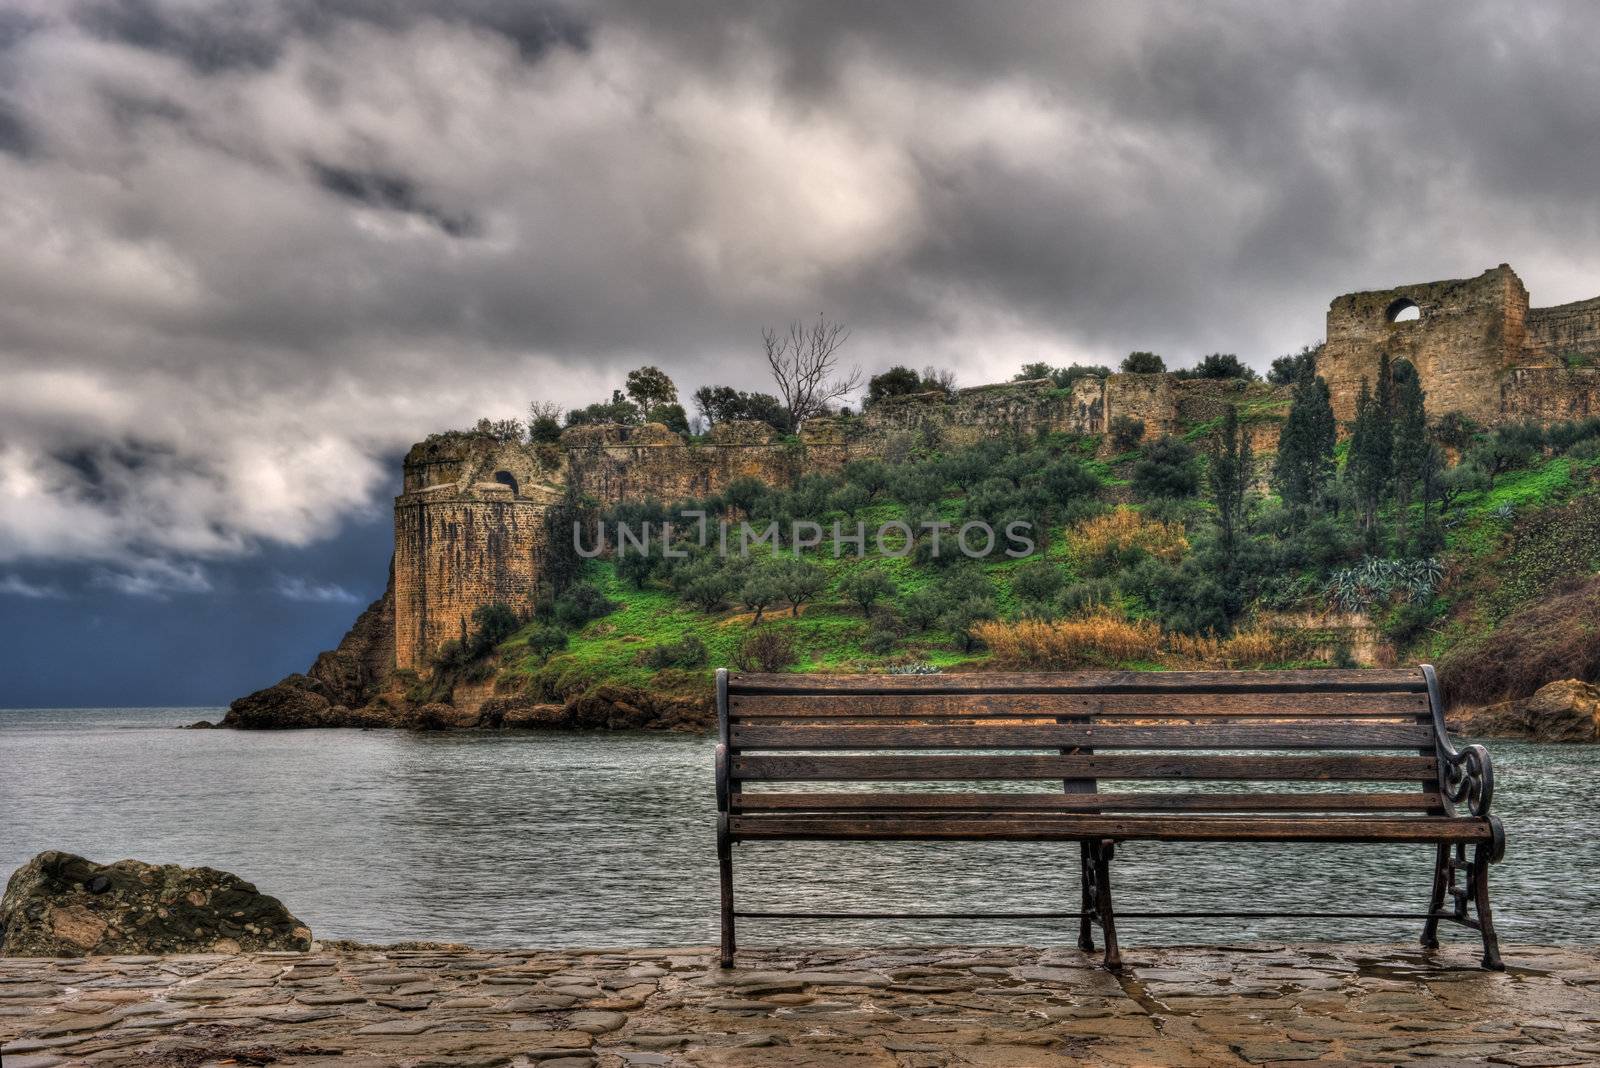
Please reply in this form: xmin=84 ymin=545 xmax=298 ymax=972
xmin=219 ymin=561 xmax=400 ymax=729
xmin=308 ymin=560 xmax=396 ymax=708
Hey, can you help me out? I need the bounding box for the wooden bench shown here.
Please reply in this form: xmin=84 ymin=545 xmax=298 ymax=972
xmin=714 ymin=665 xmax=1505 ymax=970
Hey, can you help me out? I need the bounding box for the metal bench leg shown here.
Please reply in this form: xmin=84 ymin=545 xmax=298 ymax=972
xmin=1421 ymin=843 xmax=1449 ymax=949
xmin=1470 ymin=843 xmax=1503 ymax=971
xmin=1077 ymin=841 xmax=1095 ymax=952
xmin=1092 ymin=841 xmax=1122 ymax=970
xmin=718 ymin=823 xmax=736 ymax=969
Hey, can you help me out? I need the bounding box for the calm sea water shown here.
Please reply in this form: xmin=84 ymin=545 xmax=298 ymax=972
xmin=2 ymin=707 xmax=1594 ymax=949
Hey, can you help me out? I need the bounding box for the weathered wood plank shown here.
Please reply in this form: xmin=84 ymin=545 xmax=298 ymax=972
xmin=732 ymin=754 xmax=1437 ymax=782
xmin=730 ymin=722 xmax=1435 ymax=750
xmin=728 ymin=669 xmax=1425 ymax=695
xmin=729 ymin=691 xmax=1429 ymax=718
xmin=732 ymin=791 xmax=1446 ymax=813
xmin=729 ymin=814 xmax=1492 ymax=842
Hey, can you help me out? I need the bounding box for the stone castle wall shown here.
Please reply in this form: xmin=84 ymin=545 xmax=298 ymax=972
xmin=1321 ymin=263 xmax=1600 ymax=425
xmin=1526 ymin=294 xmax=1600 ymax=366
xmin=1501 ymin=367 xmax=1600 ymax=423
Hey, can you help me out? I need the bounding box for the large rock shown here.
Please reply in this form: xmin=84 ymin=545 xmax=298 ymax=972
xmin=221 ymin=674 xmax=334 ymax=729
xmin=1457 ymin=678 xmax=1600 ymax=742
xmin=1 ymin=851 xmax=311 ymax=957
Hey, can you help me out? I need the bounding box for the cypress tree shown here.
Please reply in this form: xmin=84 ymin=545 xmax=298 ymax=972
xmin=1391 ymin=359 xmax=1429 ymax=551
xmin=1273 ymin=359 xmax=1336 ymax=522
xmin=1347 ymin=370 xmax=1392 ymax=551
xmin=1210 ymin=405 xmax=1253 ymax=572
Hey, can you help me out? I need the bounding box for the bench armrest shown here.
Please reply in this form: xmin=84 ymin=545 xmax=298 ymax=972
xmin=1421 ymin=664 xmax=1494 ymax=819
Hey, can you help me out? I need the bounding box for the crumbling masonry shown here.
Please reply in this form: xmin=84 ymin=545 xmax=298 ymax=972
xmin=365 ymin=264 xmax=1600 ymax=673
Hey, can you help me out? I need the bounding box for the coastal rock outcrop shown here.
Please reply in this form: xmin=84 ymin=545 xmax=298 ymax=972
xmin=221 ymin=674 xmax=335 ymax=729
xmin=1457 ymin=678 xmax=1600 ymax=742
xmin=0 ymin=851 xmax=311 ymax=957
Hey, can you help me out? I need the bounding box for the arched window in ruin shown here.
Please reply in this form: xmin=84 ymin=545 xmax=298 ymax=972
xmin=1386 ymin=298 xmax=1421 ymax=323
xmin=493 ymin=470 xmax=519 ymax=495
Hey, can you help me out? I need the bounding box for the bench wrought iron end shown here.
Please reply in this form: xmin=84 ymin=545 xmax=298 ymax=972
xmin=1420 ymin=664 xmax=1496 ymax=822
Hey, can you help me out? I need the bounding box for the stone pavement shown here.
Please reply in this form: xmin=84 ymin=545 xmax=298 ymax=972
xmin=2 ymin=943 xmax=1597 ymax=1067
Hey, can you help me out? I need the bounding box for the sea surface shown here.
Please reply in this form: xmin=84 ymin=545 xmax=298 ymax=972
xmin=2 ymin=707 xmax=1594 ymax=949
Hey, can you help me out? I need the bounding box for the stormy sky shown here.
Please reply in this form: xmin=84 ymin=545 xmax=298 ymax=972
xmin=2 ymin=1 xmax=1599 ymax=706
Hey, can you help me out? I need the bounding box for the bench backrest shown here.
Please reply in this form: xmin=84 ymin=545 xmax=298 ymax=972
xmin=718 ymin=668 xmax=1449 ymax=820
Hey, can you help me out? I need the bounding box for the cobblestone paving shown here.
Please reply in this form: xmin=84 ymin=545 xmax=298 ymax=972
xmin=2 ymin=943 xmax=1598 ymax=1067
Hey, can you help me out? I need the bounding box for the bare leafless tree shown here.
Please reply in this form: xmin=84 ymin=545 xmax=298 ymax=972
xmin=763 ymin=314 xmax=861 ymax=430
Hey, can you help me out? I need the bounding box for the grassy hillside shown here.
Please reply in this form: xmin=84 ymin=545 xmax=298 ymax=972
xmin=460 ymin=415 xmax=1600 ymax=711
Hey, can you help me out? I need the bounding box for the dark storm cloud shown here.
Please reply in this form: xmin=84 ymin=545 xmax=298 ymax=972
xmin=309 ymin=161 xmax=481 ymax=238
xmin=0 ymin=96 xmax=31 ymax=155
xmin=71 ymin=0 xmax=588 ymax=72
xmin=2 ymin=0 xmax=1599 ymax=592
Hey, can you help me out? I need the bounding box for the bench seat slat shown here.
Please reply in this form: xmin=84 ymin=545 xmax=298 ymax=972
xmin=730 ymin=692 xmax=1429 ymax=718
xmin=733 ymin=753 xmax=1437 ymax=782
xmin=729 ymin=669 xmax=1426 ymax=696
xmin=730 ymin=722 xmax=1435 ymax=750
xmin=733 ymin=791 xmax=1445 ymax=813
xmin=729 ymin=815 xmax=1491 ymax=843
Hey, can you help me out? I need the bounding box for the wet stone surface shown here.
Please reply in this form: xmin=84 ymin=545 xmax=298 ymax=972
xmin=1 ymin=943 xmax=1597 ymax=1066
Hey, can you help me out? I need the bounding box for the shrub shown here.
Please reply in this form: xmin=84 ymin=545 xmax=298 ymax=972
xmin=642 ymin=634 xmax=708 ymax=669
xmin=1069 ymin=506 xmax=1189 ymax=568
xmin=471 ymin=602 xmax=521 ymax=647
xmin=975 ymin=614 xmax=1162 ymax=668
xmin=1324 ymin=558 xmax=1443 ymax=613
xmin=1012 ymin=559 xmax=1066 ymax=612
xmin=841 ymin=568 xmax=897 ymax=616
xmin=1120 ymin=351 xmax=1165 ymax=374
xmin=900 ymin=587 xmax=947 ymax=632
xmin=941 ymin=594 xmax=997 ymax=652
xmin=525 ymin=624 xmax=568 ymax=664
xmin=736 ymin=628 xmax=798 ymax=672
xmin=862 ymin=626 xmax=900 ymax=655
xmin=1108 ymin=415 xmax=1145 ymax=451
xmin=1175 ymin=353 xmax=1257 ymax=381
xmin=1057 ymin=577 xmax=1119 ymax=615
xmin=553 ymin=581 xmax=617 ymax=628
xmin=1131 ymin=436 xmax=1201 ymax=500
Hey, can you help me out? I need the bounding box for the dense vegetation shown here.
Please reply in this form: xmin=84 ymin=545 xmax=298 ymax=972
xmin=443 ymin=347 xmax=1600 ymax=710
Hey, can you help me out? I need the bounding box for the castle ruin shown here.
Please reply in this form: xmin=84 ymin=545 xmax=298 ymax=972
xmin=334 ymin=264 xmax=1600 ymax=680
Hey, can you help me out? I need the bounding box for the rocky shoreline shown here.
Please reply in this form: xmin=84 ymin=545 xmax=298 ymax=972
xmin=203 ymin=674 xmax=712 ymax=733
xmin=3 ymin=942 xmax=1598 ymax=1067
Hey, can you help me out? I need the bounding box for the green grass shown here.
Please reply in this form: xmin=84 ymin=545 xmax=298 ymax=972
xmin=480 ymin=420 xmax=1600 ymax=703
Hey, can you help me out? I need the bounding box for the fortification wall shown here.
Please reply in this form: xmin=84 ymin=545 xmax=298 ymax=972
xmin=1104 ymin=373 xmax=1175 ymax=443
xmin=861 ymin=379 xmax=1082 ymax=444
xmin=1321 ymin=265 xmax=1528 ymax=425
xmin=1502 ymin=367 xmax=1600 ymax=423
xmin=1527 ymin=295 xmax=1600 ymax=367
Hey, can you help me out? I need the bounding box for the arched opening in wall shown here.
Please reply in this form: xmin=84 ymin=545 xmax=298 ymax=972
xmin=1387 ymin=298 xmax=1421 ymax=323
xmin=493 ymin=470 xmax=519 ymax=495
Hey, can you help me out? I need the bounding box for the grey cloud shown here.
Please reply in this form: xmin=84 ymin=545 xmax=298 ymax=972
xmin=1 ymin=0 xmax=1598 ymax=579
xmin=0 ymin=96 xmax=30 ymax=156
xmin=0 ymin=573 xmax=68 ymax=599
xmin=272 ymin=574 xmax=360 ymax=604
xmin=309 ymin=161 xmax=481 ymax=238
